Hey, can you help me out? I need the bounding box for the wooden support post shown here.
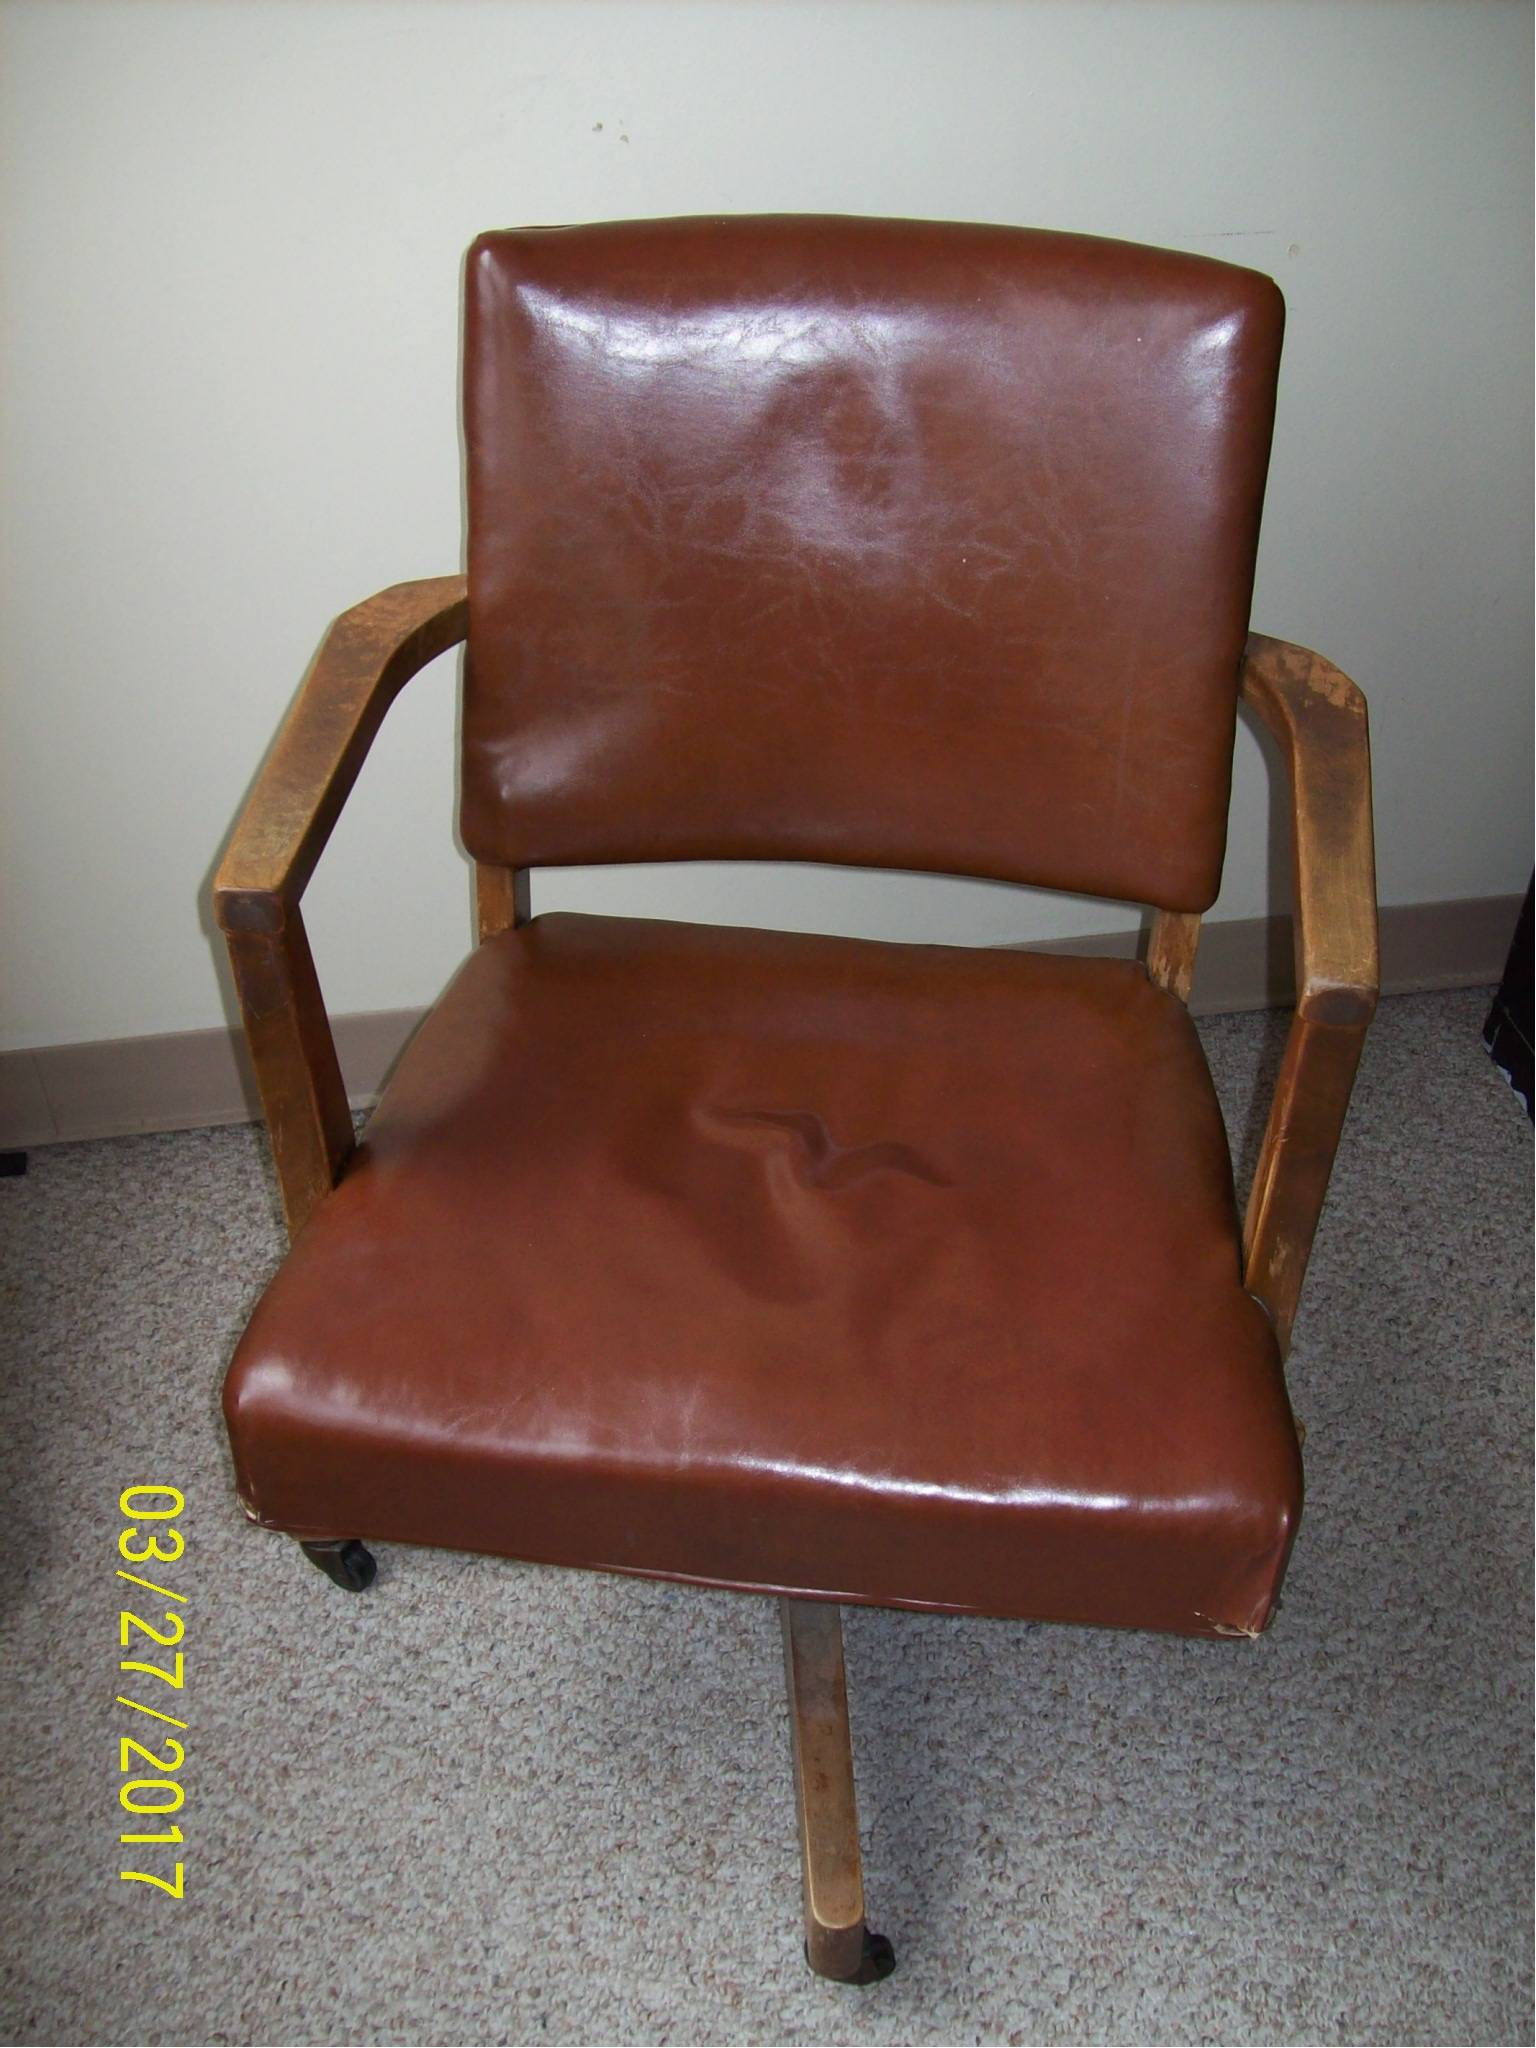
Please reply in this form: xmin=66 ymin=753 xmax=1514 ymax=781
xmin=1147 ymin=909 xmax=1202 ymax=1003
xmin=779 ymin=1599 xmax=895 ymax=1984
xmin=475 ymin=863 xmax=530 ymax=941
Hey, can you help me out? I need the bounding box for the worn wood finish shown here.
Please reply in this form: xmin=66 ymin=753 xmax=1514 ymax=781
xmin=475 ymin=864 xmax=530 ymax=941
xmin=215 ymin=577 xmax=468 ymax=927
xmin=1146 ymin=910 xmax=1202 ymax=1003
xmin=1240 ymin=634 xmax=1379 ymax=1355
xmin=780 ymin=1599 xmax=883 ymax=1982
xmin=1242 ymin=1013 xmax=1369 ymax=1354
xmin=213 ymin=577 xmax=468 ymax=1238
xmin=224 ymin=914 xmax=354 ymax=1240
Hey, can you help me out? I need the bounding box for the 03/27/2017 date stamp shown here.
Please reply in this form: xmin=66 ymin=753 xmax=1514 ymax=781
xmin=115 ymin=1485 xmax=188 ymax=1897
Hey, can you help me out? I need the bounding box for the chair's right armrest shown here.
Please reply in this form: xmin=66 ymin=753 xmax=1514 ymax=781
xmin=212 ymin=575 xmax=468 ymax=1241
xmin=1239 ymin=635 xmax=1379 ymax=1357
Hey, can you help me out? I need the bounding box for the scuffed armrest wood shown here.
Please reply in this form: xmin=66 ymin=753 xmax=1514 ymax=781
xmin=1241 ymin=635 xmax=1379 ymax=1028
xmin=214 ymin=576 xmax=469 ymax=934
xmin=211 ymin=576 xmax=468 ymax=1240
xmin=1239 ymin=635 xmax=1380 ymax=1356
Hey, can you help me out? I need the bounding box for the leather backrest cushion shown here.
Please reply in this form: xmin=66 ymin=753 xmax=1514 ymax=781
xmin=462 ymin=216 xmax=1283 ymax=909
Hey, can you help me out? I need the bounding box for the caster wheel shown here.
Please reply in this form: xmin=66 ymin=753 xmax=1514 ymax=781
xmin=807 ymin=1929 xmax=896 ymax=1985
xmin=300 ymin=1539 xmax=377 ymax=1592
xmin=850 ymin=1931 xmax=896 ymax=1985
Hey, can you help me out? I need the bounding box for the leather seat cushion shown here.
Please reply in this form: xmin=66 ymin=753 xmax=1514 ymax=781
xmin=225 ymin=914 xmax=1301 ymax=1638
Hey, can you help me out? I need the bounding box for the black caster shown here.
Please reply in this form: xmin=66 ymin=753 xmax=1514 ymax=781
xmin=850 ymin=1931 xmax=896 ymax=1984
xmin=300 ymin=1539 xmax=377 ymax=1592
xmin=808 ymin=1930 xmax=896 ymax=1985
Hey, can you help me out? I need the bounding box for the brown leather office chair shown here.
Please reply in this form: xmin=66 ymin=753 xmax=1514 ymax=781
xmin=213 ymin=216 xmax=1377 ymax=1984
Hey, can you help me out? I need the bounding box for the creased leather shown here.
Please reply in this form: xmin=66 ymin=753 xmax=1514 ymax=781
xmin=225 ymin=915 xmax=1300 ymax=1637
xmin=462 ymin=215 xmax=1283 ymax=911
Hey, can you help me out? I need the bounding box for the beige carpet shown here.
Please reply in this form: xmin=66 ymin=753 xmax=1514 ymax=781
xmin=1 ymin=987 xmax=1529 ymax=2046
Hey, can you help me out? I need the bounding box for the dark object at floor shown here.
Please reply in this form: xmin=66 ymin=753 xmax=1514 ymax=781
xmin=0 ymin=1152 xmax=27 ymax=1177
xmin=299 ymin=1538 xmax=377 ymax=1592
xmin=1483 ymin=880 xmax=1533 ymax=1119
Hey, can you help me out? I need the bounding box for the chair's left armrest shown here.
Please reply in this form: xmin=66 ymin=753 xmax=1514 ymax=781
xmin=212 ymin=575 xmax=468 ymax=1239
xmin=1239 ymin=634 xmax=1379 ymax=1356
xmin=215 ymin=576 xmax=469 ymax=929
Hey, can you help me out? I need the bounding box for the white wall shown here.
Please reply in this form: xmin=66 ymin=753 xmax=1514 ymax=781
xmin=2 ymin=0 xmax=1530 ymax=1050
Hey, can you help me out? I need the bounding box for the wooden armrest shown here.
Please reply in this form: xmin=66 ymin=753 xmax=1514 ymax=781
xmin=211 ymin=576 xmax=468 ymax=1239
xmin=1239 ymin=634 xmax=1379 ymax=1356
xmin=1240 ymin=635 xmax=1379 ymax=1028
xmin=214 ymin=576 xmax=469 ymax=934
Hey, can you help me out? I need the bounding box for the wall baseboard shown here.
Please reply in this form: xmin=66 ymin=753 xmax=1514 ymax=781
xmin=0 ymin=894 xmax=1519 ymax=1150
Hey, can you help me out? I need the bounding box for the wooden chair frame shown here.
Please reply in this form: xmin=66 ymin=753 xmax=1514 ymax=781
xmin=213 ymin=576 xmax=1378 ymax=1981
